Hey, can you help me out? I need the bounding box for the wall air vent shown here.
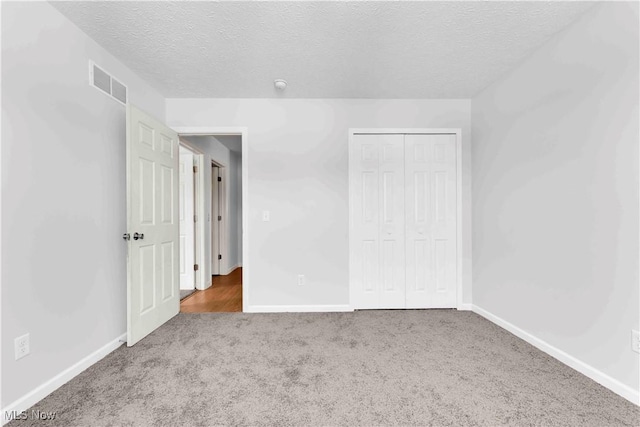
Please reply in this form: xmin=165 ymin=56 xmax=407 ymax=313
xmin=89 ymin=61 xmax=127 ymax=105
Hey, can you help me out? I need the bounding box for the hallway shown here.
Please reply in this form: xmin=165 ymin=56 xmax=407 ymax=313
xmin=180 ymin=268 xmax=242 ymax=312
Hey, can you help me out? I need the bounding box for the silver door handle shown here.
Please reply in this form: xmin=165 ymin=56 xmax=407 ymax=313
xmin=133 ymin=232 xmax=144 ymax=240
xmin=122 ymin=233 xmax=130 ymax=241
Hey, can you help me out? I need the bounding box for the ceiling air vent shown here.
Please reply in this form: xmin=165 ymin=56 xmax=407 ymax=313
xmin=89 ymin=61 xmax=127 ymax=105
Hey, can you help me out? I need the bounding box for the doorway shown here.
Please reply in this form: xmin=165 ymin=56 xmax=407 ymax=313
xmin=176 ymin=133 xmax=244 ymax=312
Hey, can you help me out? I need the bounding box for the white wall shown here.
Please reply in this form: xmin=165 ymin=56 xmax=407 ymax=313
xmin=167 ymin=99 xmax=472 ymax=309
xmin=471 ymin=2 xmax=639 ymax=399
xmin=1 ymin=2 xmax=165 ymax=408
xmin=180 ymin=136 xmax=242 ymax=281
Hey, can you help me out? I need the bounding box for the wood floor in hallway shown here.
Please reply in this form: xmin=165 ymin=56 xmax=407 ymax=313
xmin=180 ymin=267 xmax=242 ymax=312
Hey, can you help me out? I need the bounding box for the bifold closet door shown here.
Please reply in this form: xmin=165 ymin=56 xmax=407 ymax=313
xmin=405 ymin=134 xmax=457 ymax=308
xmin=350 ymin=134 xmax=406 ymax=309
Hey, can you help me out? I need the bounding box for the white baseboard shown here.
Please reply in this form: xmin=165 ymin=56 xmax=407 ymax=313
xmin=197 ymin=277 xmax=212 ymax=291
xmin=457 ymin=303 xmax=473 ymax=311
xmin=223 ymin=264 xmax=241 ymax=275
xmin=472 ymin=305 xmax=640 ymax=406
xmin=246 ymin=304 xmax=353 ymax=313
xmin=2 ymin=333 xmax=127 ymax=425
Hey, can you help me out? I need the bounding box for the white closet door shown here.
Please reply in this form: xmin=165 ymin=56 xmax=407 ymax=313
xmin=405 ymin=134 xmax=457 ymax=308
xmin=350 ymin=134 xmax=405 ymax=309
xmin=378 ymin=135 xmax=406 ymax=308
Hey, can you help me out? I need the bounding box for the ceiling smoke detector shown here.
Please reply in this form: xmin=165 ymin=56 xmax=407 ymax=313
xmin=274 ymin=79 xmax=287 ymax=91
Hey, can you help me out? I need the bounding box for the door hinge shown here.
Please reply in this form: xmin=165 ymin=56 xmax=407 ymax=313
xmin=194 ymin=215 xmax=197 ymax=222
xmin=217 ymin=176 xmax=222 ymax=182
xmin=218 ymin=215 xmax=222 ymax=221
xmin=218 ymin=254 xmax=222 ymax=260
xmin=193 ymin=165 xmax=198 ymax=173
xmin=194 ymin=264 xmax=199 ymax=271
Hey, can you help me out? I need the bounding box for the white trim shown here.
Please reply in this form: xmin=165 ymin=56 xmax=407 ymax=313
xmin=472 ymin=305 xmax=640 ymax=406
xmin=210 ymin=163 xmax=223 ymax=275
xmin=246 ymin=305 xmax=353 ymax=313
xmin=2 ymin=334 xmax=126 ymax=425
xmin=178 ymin=139 xmax=207 ymax=291
xmin=218 ymin=164 xmax=229 ymax=275
xmin=456 ymin=303 xmax=472 ymax=311
xmin=348 ymin=128 xmax=465 ymax=309
xmin=455 ymin=130 xmax=464 ymax=311
xmin=194 ymin=153 xmax=206 ymax=290
xmin=350 ymin=128 xmax=462 ymax=135
xmin=172 ymin=127 xmax=248 ymax=311
xmin=224 ymin=263 xmax=241 ymax=275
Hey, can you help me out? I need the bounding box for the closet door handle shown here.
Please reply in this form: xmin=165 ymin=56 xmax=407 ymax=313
xmin=133 ymin=232 xmax=144 ymax=240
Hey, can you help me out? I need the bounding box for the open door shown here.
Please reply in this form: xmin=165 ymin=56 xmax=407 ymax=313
xmin=126 ymin=104 xmax=180 ymax=346
xmin=211 ymin=165 xmax=221 ymax=275
xmin=179 ymin=148 xmax=195 ymax=290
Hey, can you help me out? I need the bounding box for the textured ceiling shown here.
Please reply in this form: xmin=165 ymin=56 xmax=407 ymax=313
xmin=51 ymin=1 xmax=595 ymax=98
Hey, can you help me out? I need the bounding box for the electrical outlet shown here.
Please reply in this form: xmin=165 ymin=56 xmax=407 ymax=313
xmin=15 ymin=334 xmax=30 ymax=360
xmin=262 ymin=211 xmax=270 ymax=222
xmin=297 ymin=274 xmax=305 ymax=286
xmin=632 ymin=330 xmax=640 ymax=353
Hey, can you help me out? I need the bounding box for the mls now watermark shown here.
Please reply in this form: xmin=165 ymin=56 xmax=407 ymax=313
xmin=5 ymin=410 xmax=57 ymax=421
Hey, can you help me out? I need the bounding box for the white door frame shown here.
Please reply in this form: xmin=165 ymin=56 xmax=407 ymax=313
xmin=348 ymin=128 xmax=464 ymax=310
xmin=210 ymin=160 xmax=228 ymax=276
xmin=173 ymin=127 xmax=248 ymax=311
xmin=178 ymin=146 xmax=196 ymax=290
xmin=178 ymin=138 xmax=207 ymax=291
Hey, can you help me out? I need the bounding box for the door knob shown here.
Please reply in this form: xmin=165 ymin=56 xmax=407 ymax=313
xmin=133 ymin=232 xmax=144 ymax=240
xmin=122 ymin=233 xmax=130 ymax=241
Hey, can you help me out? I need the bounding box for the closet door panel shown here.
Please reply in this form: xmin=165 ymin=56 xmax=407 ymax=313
xmin=405 ymin=134 xmax=457 ymax=308
xmin=405 ymin=135 xmax=431 ymax=308
xmin=429 ymin=134 xmax=457 ymax=307
xmin=378 ymin=135 xmax=405 ymax=308
xmin=350 ymin=135 xmax=381 ymax=309
xmin=351 ymin=132 xmax=457 ymax=310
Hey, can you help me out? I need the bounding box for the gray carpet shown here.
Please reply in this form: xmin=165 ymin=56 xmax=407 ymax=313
xmin=10 ymin=311 xmax=640 ymax=426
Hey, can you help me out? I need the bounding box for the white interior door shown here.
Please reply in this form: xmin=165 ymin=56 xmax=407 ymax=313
xmin=179 ymin=149 xmax=195 ymax=290
xmin=350 ymin=134 xmax=405 ymax=309
xmin=126 ymin=105 xmax=180 ymax=346
xmin=405 ymin=134 xmax=457 ymax=308
xmin=211 ymin=166 xmax=220 ymax=275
